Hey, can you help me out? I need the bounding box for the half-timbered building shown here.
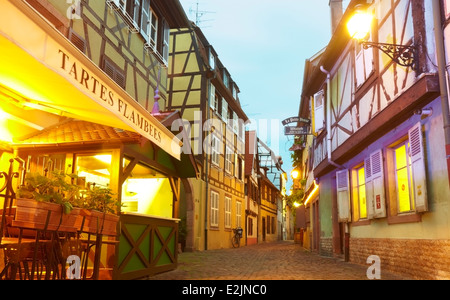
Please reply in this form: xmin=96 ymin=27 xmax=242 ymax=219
xmin=301 ymin=0 xmax=450 ymax=278
xmin=0 ymin=0 xmax=198 ymax=280
xmin=168 ymin=24 xmax=249 ymax=250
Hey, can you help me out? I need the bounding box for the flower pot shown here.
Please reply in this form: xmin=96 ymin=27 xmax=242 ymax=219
xmin=14 ymin=198 xmax=79 ymax=233
xmin=79 ymin=209 xmax=119 ymax=236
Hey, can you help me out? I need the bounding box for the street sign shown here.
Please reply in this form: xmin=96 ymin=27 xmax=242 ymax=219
xmin=284 ymin=126 xmax=310 ymax=136
xmin=282 ymin=117 xmax=311 ymax=126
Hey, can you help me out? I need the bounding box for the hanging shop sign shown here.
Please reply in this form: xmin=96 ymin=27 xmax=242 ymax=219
xmin=284 ymin=126 xmax=310 ymax=136
xmin=282 ymin=117 xmax=311 ymax=126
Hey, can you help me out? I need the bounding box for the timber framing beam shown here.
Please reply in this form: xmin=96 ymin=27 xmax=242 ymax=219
xmin=314 ymin=74 xmax=439 ymax=177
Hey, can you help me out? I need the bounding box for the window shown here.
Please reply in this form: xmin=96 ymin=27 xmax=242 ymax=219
xmin=352 ymin=165 xmax=367 ymax=219
xmin=225 ymin=146 xmax=234 ymax=174
xmin=148 ymin=8 xmax=158 ymax=48
xmin=355 ymin=33 xmax=374 ymax=88
xmin=103 ymin=56 xmax=126 ymax=88
xmin=223 ymin=70 xmax=230 ymax=89
xmin=336 ymin=169 xmax=351 ymax=222
xmin=313 ymin=90 xmax=325 ymax=133
xmin=236 ymin=201 xmax=242 ymax=228
xmin=121 ymin=160 xmax=173 ymax=218
xmin=386 ymin=122 xmax=428 ymax=215
xmin=210 ymin=191 xmax=219 ymax=227
xmin=225 ymin=196 xmax=231 ymax=229
xmin=236 ymin=157 xmax=243 ymax=181
xmin=232 ymin=112 xmax=238 ymax=134
xmin=394 ymin=142 xmax=415 ymax=213
xmin=161 ymin=19 xmax=170 ymax=62
xmin=211 ymin=135 xmax=221 ymax=166
xmin=222 ymin=99 xmax=228 ymax=123
xmin=209 ymin=83 xmax=216 ymax=109
xmin=232 ymin=84 xmax=238 ymax=100
xmin=108 ymin=0 xmax=170 ymax=64
xmin=248 ymin=218 xmax=253 ymax=236
xmin=209 ymin=47 xmax=216 ymax=70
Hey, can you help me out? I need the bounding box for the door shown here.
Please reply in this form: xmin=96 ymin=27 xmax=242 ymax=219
xmin=312 ymin=200 xmax=319 ymax=252
xmin=262 ymin=217 xmax=266 ymax=242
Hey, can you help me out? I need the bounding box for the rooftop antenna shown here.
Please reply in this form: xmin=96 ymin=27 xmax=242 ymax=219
xmin=189 ymin=1 xmax=215 ymax=28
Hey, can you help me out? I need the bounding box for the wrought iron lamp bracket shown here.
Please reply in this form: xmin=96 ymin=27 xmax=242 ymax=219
xmin=361 ymin=41 xmax=417 ymax=70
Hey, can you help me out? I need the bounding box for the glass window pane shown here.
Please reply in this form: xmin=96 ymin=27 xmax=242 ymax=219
xmin=121 ymin=161 xmax=173 ymax=218
xmin=76 ymin=154 xmax=112 ymax=188
xmin=397 ymin=167 xmax=411 ymax=212
xmin=395 ymin=144 xmax=407 ymax=169
xmin=357 ymin=167 xmax=367 ymax=219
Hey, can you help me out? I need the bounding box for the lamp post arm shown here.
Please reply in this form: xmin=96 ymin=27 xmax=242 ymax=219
xmin=361 ymin=41 xmax=417 ymax=70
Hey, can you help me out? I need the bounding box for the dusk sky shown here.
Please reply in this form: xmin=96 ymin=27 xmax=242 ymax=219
xmin=179 ymin=1 xmax=346 ymax=188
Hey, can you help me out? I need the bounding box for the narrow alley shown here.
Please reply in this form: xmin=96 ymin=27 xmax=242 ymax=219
xmin=146 ymin=241 xmax=411 ymax=281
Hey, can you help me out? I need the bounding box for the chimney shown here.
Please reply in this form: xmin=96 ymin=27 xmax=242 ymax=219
xmin=329 ymin=0 xmax=343 ymax=34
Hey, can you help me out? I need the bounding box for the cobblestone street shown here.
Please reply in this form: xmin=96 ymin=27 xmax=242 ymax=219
xmin=146 ymin=240 xmax=411 ymax=280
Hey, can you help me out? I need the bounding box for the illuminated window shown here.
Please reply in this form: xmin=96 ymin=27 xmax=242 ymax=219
xmin=394 ymin=142 xmax=415 ymax=213
xmin=121 ymin=159 xmax=173 ymax=218
xmin=352 ymin=165 xmax=367 ymax=219
xmin=76 ymin=154 xmax=112 ymax=189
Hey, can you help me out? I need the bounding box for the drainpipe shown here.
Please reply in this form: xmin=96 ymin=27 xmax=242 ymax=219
xmin=320 ymin=66 xmax=344 ymax=170
xmin=432 ymin=0 xmax=450 ymax=186
xmin=320 ymin=66 xmax=348 ymax=259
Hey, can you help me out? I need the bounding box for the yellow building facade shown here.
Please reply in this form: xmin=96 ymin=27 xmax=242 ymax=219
xmin=169 ymin=25 xmax=248 ymax=250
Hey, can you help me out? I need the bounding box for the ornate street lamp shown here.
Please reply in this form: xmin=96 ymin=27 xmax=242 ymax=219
xmin=347 ymin=5 xmax=417 ymax=70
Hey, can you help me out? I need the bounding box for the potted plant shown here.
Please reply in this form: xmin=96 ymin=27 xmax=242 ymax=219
xmin=79 ymin=185 xmax=120 ymax=236
xmin=178 ymin=217 xmax=188 ymax=252
xmin=15 ymin=171 xmax=83 ymax=232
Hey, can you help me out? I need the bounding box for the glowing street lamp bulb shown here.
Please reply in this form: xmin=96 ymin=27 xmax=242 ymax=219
xmin=347 ymin=10 xmax=374 ymax=40
xmin=291 ymin=170 xmax=300 ymax=180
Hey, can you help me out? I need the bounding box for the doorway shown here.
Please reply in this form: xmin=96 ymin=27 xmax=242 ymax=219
xmin=262 ymin=217 xmax=266 ymax=242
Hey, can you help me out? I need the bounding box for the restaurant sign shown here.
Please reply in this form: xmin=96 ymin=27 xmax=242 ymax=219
xmin=56 ymin=49 xmax=164 ymax=146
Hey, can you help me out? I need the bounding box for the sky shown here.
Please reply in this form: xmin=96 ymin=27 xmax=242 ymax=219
xmin=178 ymin=0 xmax=344 ymax=189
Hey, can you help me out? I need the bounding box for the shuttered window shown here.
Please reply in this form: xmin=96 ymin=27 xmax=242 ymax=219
xmin=365 ymin=150 xmax=387 ymax=219
xmin=108 ymin=0 xmax=169 ymax=65
xmin=355 ymin=34 xmax=374 ymax=88
xmin=209 ymin=83 xmax=216 ymax=109
xmin=102 ymin=56 xmax=126 ymax=89
xmin=139 ymin=0 xmax=150 ymax=40
xmin=211 ymin=135 xmax=221 ymax=166
xmin=336 ymin=169 xmax=351 ymax=222
xmin=408 ymin=123 xmax=428 ymax=212
xmin=236 ymin=201 xmax=242 ymax=228
xmin=225 ymin=196 xmax=231 ymax=229
xmin=210 ymin=191 xmax=219 ymax=227
xmin=391 ymin=123 xmax=428 ymax=214
xmin=313 ymin=90 xmax=325 ymax=134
